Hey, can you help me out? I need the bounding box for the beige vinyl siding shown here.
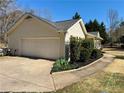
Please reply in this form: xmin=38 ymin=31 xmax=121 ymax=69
xmin=8 ymin=18 xmax=65 ymax=59
xmin=65 ymin=21 xmax=86 ymax=42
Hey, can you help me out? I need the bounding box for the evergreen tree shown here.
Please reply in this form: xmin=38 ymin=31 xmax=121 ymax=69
xmin=120 ymin=21 xmax=124 ymax=27
xmin=85 ymin=19 xmax=100 ymax=32
xmin=93 ymin=19 xmax=100 ymax=31
xmin=99 ymin=22 xmax=109 ymax=44
xmin=85 ymin=20 xmax=93 ymax=32
xmin=85 ymin=19 xmax=109 ymax=44
xmin=72 ymin=12 xmax=81 ymax=19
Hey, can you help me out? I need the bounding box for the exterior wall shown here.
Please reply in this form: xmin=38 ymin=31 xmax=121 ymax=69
xmin=64 ymin=21 xmax=86 ymax=60
xmin=94 ymin=39 xmax=101 ymax=49
xmin=65 ymin=21 xmax=86 ymax=43
xmin=8 ymin=17 xmax=65 ymax=58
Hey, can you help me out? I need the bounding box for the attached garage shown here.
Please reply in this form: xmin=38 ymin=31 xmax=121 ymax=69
xmin=21 ymin=38 xmax=60 ymax=59
xmin=7 ymin=13 xmax=65 ymax=60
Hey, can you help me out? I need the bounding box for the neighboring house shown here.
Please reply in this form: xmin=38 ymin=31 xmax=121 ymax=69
xmin=7 ymin=13 xmax=102 ymax=60
xmin=87 ymin=31 xmax=103 ymax=49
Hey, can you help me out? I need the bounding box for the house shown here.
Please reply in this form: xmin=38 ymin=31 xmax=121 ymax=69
xmin=7 ymin=13 xmax=102 ymax=60
xmin=87 ymin=31 xmax=103 ymax=49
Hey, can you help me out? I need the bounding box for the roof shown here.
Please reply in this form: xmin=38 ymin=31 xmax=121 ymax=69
xmin=7 ymin=13 xmax=80 ymax=34
xmin=87 ymin=31 xmax=103 ymax=40
xmin=32 ymin=15 xmax=80 ymax=31
xmin=88 ymin=32 xmax=99 ymax=36
xmin=54 ymin=19 xmax=80 ymax=31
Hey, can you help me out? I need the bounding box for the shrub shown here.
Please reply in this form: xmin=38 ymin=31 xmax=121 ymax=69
xmin=91 ymin=49 xmax=102 ymax=59
xmin=80 ymin=48 xmax=91 ymax=62
xmin=65 ymin=43 xmax=70 ymax=60
xmin=120 ymin=36 xmax=124 ymax=44
xmin=81 ymin=39 xmax=94 ymax=49
xmin=52 ymin=59 xmax=72 ymax=72
xmin=70 ymin=37 xmax=94 ymax=63
xmin=121 ymin=45 xmax=124 ymax=48
xmin=70 ymin=36 xmax=81 ymax=62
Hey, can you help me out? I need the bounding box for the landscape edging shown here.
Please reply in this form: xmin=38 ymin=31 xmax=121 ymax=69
xmin=52 ymin=54 xmax=110 ymax=75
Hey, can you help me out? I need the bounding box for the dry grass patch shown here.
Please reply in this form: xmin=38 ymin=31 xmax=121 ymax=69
xmin=52 ymin=72 xmax=124 ymax=93
xmin=104 ymin=59 xmax=124 ymax=74
xmin=103 ymin=48 xmax=124 ymax=57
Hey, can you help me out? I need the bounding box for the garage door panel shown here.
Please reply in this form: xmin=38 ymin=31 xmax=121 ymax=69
xmin=21 ymin=38 xmax=60 ymax=59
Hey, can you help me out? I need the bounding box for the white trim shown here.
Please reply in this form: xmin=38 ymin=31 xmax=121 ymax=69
xmin=67 ymin=19 xmax=81 ymax=31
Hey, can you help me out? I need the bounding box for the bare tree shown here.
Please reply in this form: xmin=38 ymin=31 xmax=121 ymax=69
xmin=21 ymin=6 xmax=52 ymax=20
xmin=0 ymin=0 xmax=22 ymax=46
xmin=108 ymin=9 xmax=120 ymax=43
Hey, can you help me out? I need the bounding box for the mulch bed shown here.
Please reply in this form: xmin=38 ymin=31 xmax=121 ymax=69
xmin=71 ymin=55 xmax=103 ymax=69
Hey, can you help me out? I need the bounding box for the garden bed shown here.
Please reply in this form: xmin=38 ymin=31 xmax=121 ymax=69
xmin=74 ymin=55 xmax=103 ymax=68
xmin=51 ymin=54 xmax=103 ymax=73
xmin=51 ymin=36 xmax=103 ymax=73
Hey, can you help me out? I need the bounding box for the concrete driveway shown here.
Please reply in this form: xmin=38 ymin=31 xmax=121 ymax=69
xmin=0 ymin=56 xmax=55 ymax=92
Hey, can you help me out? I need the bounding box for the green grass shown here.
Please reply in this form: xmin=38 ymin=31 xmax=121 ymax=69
xmin=115 ymin=56 xmax=124 ymax=59
xmin=51 ymin=72 xmax=124 ymax=93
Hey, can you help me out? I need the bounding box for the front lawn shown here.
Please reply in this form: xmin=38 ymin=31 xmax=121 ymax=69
xmin=52 ymin=72 xmax=124 ymax=93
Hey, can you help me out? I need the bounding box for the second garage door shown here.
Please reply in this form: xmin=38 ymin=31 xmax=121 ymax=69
xmin=21 ymin=38 xmax=60 ymax=59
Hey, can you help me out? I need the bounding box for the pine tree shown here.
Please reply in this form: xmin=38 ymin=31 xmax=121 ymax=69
xmin=85 ymin=19 xmax=109 ymax=44
xmin=99 ymin=22 xmax=109 ymax=44
xmin=72 ymin=12 xmax=81 ymax=19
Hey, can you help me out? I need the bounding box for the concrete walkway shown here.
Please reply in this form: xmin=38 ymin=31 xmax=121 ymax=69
xmin=52 ymin=54 xmax=115 ymax=90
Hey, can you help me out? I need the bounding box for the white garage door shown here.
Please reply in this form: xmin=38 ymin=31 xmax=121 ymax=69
xmin=21 ymin=38 xmax=60 ymax=59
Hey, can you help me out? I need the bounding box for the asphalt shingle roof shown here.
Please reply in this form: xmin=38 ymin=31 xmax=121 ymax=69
xmin=7 ymin=13 xmax=80 ymax=33
xmin=54 ymin=19 xmax=80 ymax=31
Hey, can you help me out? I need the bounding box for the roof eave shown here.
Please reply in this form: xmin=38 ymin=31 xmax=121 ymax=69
xmin=86 ymin=33 xmax=103 ymax=40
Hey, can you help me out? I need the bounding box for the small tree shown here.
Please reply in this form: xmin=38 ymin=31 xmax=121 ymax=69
xmin=72 ymin=12 xmax=81 ymax=19
xmin=70 ymin=36 xmax=81 ymax=63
